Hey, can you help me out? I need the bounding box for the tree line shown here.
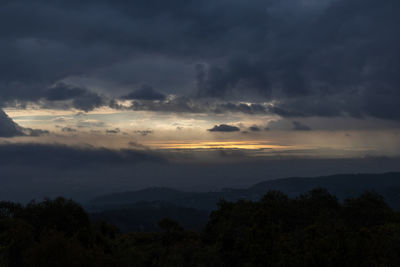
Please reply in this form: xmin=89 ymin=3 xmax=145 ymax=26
xmin=1 ymin=188 xmax=400 ymax=266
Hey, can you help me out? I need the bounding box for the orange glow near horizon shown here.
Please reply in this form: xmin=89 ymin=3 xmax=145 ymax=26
xmin=143 ymin=140 xmax=294 ymax=150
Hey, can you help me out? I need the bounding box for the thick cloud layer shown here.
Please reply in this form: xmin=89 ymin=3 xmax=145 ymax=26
xmin=0 ymin=108 xmax=49 ymax=137
xmin=0 ymin=143 xmax=164 ymax=167
xmin=0 ymin=0 xmax=399 ymax=119
xmin=1 ymin=143 xmax=400 ymax=202
xmin=0 ymin=109 xmax=24 ymax=137
xmin=122 ymin=85 xmax=166 ymax=101
xmin=43 ymin=83 xmax=105 ymax=112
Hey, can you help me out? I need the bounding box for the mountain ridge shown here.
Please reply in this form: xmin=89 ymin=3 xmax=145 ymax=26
xmin=88 ymin=172 xmax=400 ymax=211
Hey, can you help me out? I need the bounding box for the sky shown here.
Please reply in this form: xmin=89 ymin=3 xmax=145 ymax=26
xmin=1 ymin=0 xmax=400 ymax=201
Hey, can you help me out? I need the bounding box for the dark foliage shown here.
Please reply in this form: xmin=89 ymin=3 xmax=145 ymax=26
xmin=2 ymin=190 xmax=400 ymax=266
xmin=90 ymin=201 xmax=209 ymax=232
xmin=0 ymin=198 xmax=117 ymax=266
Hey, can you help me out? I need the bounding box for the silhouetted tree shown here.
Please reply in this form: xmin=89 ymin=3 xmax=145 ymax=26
xmin=2 ymin=190 xmax=400 ymax=266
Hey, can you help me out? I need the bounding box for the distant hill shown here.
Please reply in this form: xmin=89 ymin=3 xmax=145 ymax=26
xmin=247 ymin=172 xmax=400 ymax=203
xmin=88 ymin=172 xmax=400 ymax=210
xmin=87 ymin=187 xmax=222 ymax=211
xmin=88 ymin=172 xmax=400 ymax=230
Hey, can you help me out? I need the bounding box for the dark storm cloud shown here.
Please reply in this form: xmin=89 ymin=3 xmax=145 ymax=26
xmin=0 ymin=109 xmax=24 ymax=137
xmin=45 ymin=83 xmax=87 ymax=101
xmin=44 ymin=83 xmax=106 ymax=112
xmin=128 ymin=96 xmax=205 ymax=113
xmin=71 ymin=91 xmax=104 ymax=112
xmin=122 ymin=85 xmax=166 ymax=101
xmin=191 ymin=0 xmax=400 ymax=120
xmin=0 ymin=109 xmax=49 ymax=137
xmin=0 ymin=0 xmax=399 ymax=120
xmin=292 ymin=121 xmax=311 ymax=131
xmin=195 ymin=60 xmax=272 ymax=98
xmin=112 ymin=96 xmax=270 ymax=115
xmin=208 ymin=124 xmax=240 ymax=132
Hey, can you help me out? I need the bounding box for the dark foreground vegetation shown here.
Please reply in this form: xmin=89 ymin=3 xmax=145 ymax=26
xmin=2 ymin=189 xmax=400 ymax=266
